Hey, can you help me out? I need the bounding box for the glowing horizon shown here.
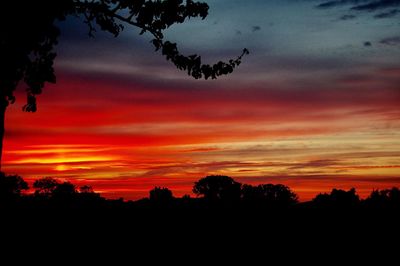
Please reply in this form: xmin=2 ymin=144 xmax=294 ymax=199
xmin=3 ymin=74 xmax=399 ymax=201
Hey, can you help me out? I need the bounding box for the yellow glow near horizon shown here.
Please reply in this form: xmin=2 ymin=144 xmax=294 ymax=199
xmin=10 ymin=156 xmax=115 ymax=165
xmin=55 ymin=165 xmax=68 ymax=171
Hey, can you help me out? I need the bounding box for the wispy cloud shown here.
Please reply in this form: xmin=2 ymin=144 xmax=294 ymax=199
xmin=316 ymin=0 xmax=400 ymax=18
xmin=317 ymin=0 xmax=400 ymax=11
xmin=351 ymin=0 xmax=400 ymax=11
xmin=374 ymin=9 xmax=399 ymax=18
xmin=380 ymin=36 xmax=400 ymax=46
xmin=340 ymin=14 xmax=357 ymax=20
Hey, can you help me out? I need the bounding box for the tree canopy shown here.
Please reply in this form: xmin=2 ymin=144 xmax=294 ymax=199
xmin=312 ymin=188 xmax=360 ymax=208
xmin=193 ymin=175 xmax=242 ymax=202
xmin=149 ymin=187 xmax=174 ymax=202
xmin=33 ymin=177 xmax=61 ymax=197
xmin=242 ymin=184 xmax=298 ymax=206
xmin=0 ymin=172 xmax=29 ymax=201
xmin=1 ymin=174 xmax=400 ymax=212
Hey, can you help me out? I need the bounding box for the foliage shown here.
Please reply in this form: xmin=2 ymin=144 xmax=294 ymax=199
xmin=2 ymin=174 xmax=399 ymax=211
xmin=364 ymin=187 xmax=400 ymax=208
xmin=149 ymin=187 xmax=174 ymax=202
xmin=79 ymin=185 xmax=95 ymax=194
xmin=312 ymin=188 xmax=360 ymax=208
xmin=242 ymin=184 xmax=298 ymax=206
xmin=0 ymin=172 xmax=29 ymax=200
xmin=52 ymin=182 xmax=77 ymax=199
xmin=33 ymin=177 xmax=61 ymax=197
xmin=193 ymin=175 xmax=242 ymax=201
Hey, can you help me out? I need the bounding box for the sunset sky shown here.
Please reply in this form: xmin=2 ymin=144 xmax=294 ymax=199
xmin=3 ymin=0 xmax=400 ymax=200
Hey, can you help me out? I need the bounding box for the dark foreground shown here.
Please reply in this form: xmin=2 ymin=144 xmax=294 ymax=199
xmin=1 ymin=173 xmax=399 ymax=261
xmin=2 ymin=204 xmax=399 ymax=258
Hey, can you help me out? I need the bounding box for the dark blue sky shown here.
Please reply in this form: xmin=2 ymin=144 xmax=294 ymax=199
xmin=56 ymin=0 xmax=400 ymax=90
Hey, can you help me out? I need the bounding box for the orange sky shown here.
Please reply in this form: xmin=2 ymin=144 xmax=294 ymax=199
xmin=3 ymin=71 xmax=400 ymax=201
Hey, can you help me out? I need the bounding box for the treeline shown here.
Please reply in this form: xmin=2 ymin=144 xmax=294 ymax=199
xmin=1 ymin=172 xmax=399 ymax=210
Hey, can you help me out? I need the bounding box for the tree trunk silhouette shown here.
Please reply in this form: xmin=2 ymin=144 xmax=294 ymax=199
xmin=0 ymin=100 xmax=6 ymax=172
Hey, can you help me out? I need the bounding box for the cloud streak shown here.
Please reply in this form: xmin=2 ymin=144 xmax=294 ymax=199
xmin=374 ymin=9 xmax=399 ymax=17
xmin=317 ymin=0 xmax=400 ymax=11
xmin=380 ymin=36 xmax=400 ymax=46
xmin=316 ymin=0 xmax=400 ymax=19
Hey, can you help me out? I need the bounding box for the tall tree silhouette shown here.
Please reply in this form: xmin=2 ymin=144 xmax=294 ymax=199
xmin=0 ymin=0 xmax=248 ymax=168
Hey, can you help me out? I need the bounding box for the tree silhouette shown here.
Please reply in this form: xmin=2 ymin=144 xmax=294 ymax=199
xmin=241 ymin=184 xmax=298 ymax=207
xmin=52 ymin=181 xmax=77 ymax=199
xmin=33 ymin=177 xmax=60 ymax=198
xmin=33 ymin=177 xmax=80 ymax=204
xmin=0 ymin=172 xmax=29 ymax=202
xmin=0 ymin=0 xmax=248 ymax=168
xmin=193 ymin=175 xmax=242 ymax=202
xmin=79 ymin=185 xmax=95 ymax=194
xmin=149 ymin=187 xmax=174 ymax=203
xmin=1 ymin=171 xmax=400 ymax=211
xmin=312 ymin=188 xmax=360 ymax=208
xmin=364 ymin=187 xmax=400 ymax=208
xmin=77 ymin=185 xmax=102 ymax=204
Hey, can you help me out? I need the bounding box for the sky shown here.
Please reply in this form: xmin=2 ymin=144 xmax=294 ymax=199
xmin=3 ymin=0 xmax=400 ymax=200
